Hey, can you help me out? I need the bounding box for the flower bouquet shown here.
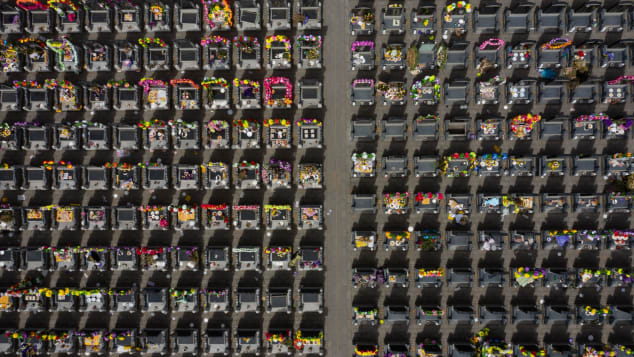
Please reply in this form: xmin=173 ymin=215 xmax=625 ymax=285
xmin=510 ymin=113 xmax=541 ymax=139
xmin=352 ymin=152 xmax=376 ymax=176
xmin=203 ymin=0 xmax=232 ymax=29
xmin=513 ymin=267 xmax=545 ymax=287
xmin=411 ymin=75 xmax=440 ymax=103
xmin=384 ymin=192 xmax=409 ymax=214
xmin=263 ymin=76 xmax=293 ymax=107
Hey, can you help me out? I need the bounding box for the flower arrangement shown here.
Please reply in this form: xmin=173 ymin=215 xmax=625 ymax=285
xmin=350 ymin=8 xmax=374 ymax=26
xmin=514 ymin=267 xmax=545 ymax=279
xmin=265 ymin=331 xmax=290 ymax=343
xmin=297 ymin=34 xmax=322 ymax=48
xmin=417 ymin=340 xmax=442 ymax=357
xmin=169 ymin=288 xmax=197 ymax=297
xmin=233 ymin=161 xmax=259 ymax=169
xmin=421 ymin=308 xmax=444 ymax=316
xmin=234 ymin=36 xmax=259 ymax=48
xmin=293 ymin=331 xmax=322 ymax=349
xmin=264 ymin=247 xmax=291 ymax=255
xmin=439 ymin=152 xmax=477 ymax=177
xmin=203 ymin=0 xmax=232 ymax=28
xmin=232 ymin=205 xmax=259 ymax=211
xmin=233 ymin=78 xmax=260 ymax=90
xmin=510 ymin=113 xmax=541 ymax=138
xmin=17 ymin=0 xmax=48 ymax=10
xmin=137 ymin=118 xmax=165 ymax=129
xmin=264 ymin=205 xmax=291 ymax=212
xmin=296 ymin=118 xmax=322 ymax=126
xmin=138 ymin=78 xmax=166 ymax=93
xmin=480 ymin=38 xmax=505 ymax=50
xmin=445 ymin=2 xmax=472 ymax=14
xmin=170 ymin=79 xmax=199 ymax=89
xmin=351 ymin=40 xmax=373 ymax=52
xmin=265 ymin=35 xmax=291 ymax=51
xmin=207 ymin=120 xmax=228 ymax=134
xmin=138 ymin=37 xmax=166 ymax=48
xmin=580 ymin=268 xmax=606 ymax=283
xmin=352 ymin=152 xmax=376 ymax=175
xmin=42 ymin=160 xmax=73 ymax=170
xmin=353 ymin=78 xmax=374 ymax=88
xmin=584 ymin=305 xmax=611 ymax=316
xmin=263 ymin=77 xmax=293 ymax=106
xmin=106 ymin=79 xmax=130 ymax=88
xmin=416 ymin=114 xmax=438 ymax=123
xmin=104 ymin=162 xmax=133 ymax=170
xmin=355 ymin=346 xmax=378 ymax=356
xmin=13 ymin=80 xmax=41 ymax=88
xmin=410 ymin=75 xmax=440 ymax=100
xmin=200 ymin=35 xmax=229 ymax=47
xmin=384 ymin=192 xmax=408 ymax=214
xmin=167 ymin=119 xmax=196 ymax=129
xmin=608 ymin=75 xmax=634 ymax=85
xmin=576 ymin=113 xmax=610 ymax=122
xmin=233 ymin=118 xmax=258 ymax=129
xmin=263 ymin=118 xmax=290 ymax=127
xmin=353 ymin=306 xmax=378 ymax=318
xmin=202 ymin=77 xmax=228 ymax=89
xmin=385 ymin=231 xmax=411 ymax=240
xmin=541 ymin=38 xmax=572 ymax=50
xmin=418 ymin=268 xmax=444 ymax=277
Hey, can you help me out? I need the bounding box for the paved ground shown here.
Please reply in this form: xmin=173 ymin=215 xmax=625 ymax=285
xmin=1 ymin=0 xmax=634 ymax=356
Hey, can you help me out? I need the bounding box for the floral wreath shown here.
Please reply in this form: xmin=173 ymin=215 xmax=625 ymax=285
xmin=480 ymin=38 xmax=505 ymax=51
xmin=353 ymin=78 xmax=374 ymax=88
xmin=263 ymin=77 xmax=292 ymax=105
xmin=202 ymin=0 xmax=233 ymax=28
xmin=202 ymin=77 xmax=228 ymax=89
xmin=265 ymin=35 xmax=291 ymax=51
xmin=13 ymin=80 xmax=42 ymax=89
xmin=17 ymin=0 xmax=48 ymax=10
xmin=200 ymin=35 xmax=229 ymax=47
xmin=170 ymin=79 xmax=199 ymax=89
xmin=351 ymin=40 xmax=373 ymax=52
xmin=138 ymin=78 xmax=166 ymax=93
xmin=232 ymin=118 xmax=259 ymax=129
xmin=137 ymin=118 xmax=165 ymax=129
xmin=233 ymin=78 xmax=260 ymax=90
xmin=207 ymin=120 xmax=228 ymax=133
xmin=608 ymin=75 xmax=634 ymax=85
xmin=263 ymin=118 xmax=290 ymax=127
xmin=106 ymin=79 xmax=130 ymax=88
xmin=354 ymin=346 xmax=378 ymax=356
xmin=138 ymin=37 xmax=166 ymax=48
xmin=48 ymin=0 xmax=79 ymax=21
xmin=541 ymin=38 xmax=572 ymax=50
xmin=46 ymin=37 xmax=77 ymax=70
xmin=234 ymin=35 xmax=259 ymax=47
xmin=296 ymin=118 xmax=322 ymax=126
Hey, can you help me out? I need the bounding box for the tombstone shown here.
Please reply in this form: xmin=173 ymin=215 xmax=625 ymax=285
xmin=82 ymin=123 xmax=110 ymax=150
xmin=81 ymin=206 xmax=109 ymax=230
xmin=83 ymin=83 xmax=110 ymax=111
xmin=267 ymin=0 xmax=290 ymax=30
xmin=84 ymin=42 xmax=112 ymax=71
xmin=113 ymin=124 xmax=140 ymax=150
xmin=51 ymin=206 xmax=79 ymax=230
xmin=144 ymin=2 xmax=171 ymax=31
xmin=22 ymin=87 xmax=50 ymax=111
xmin=25 ymin=9 xmax=52 ymax=33
xmin=173 ymin=39 xmax=200 ymax=71
xmin=114 ymin=41 xmax=141 ymax=71
xmin=203 ymin=163 xmax=230 ymax=189
xmin=0 ymin=86 xmax=20 ymax=111
xmin=202 ymin=36 xmax=231 ymax=70
xmin=297 ymin=79 xmax=323 ymax=108
xmin=0 ymin=5 xmax=22 ymax=34
xmin=114 ymin=3 xmax=142 ymax=32
xmin=54 ymin=5 xmax=82 ymax=33
xmin=113 ymin=84 xmax=140 ymax=110
xmin=175 ymin=0 xmax=200 ymax=31
xmin=22 ymin=166 xmax=49 ymax=190
xmin=112 ymin=206 xmax=138 ymax=230
xmin=85 ymin=5 xmax=112 ymax=32
xmin=203 ymin=205 xmax=231 ymax=230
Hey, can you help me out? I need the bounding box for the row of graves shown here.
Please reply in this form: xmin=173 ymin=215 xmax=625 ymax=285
xmin=1 ymin=0 xmax=322 ymax=34
xmin=350 ymin=265 xmax=633 ymax=290
xmin=352 ymin=114 xmax=634 ymax=142
xmin=0 ymin=273 xmax=323 ymax=314
xmin=349 ymin=2 xmax=634 ymax=37
xmin=0 ymin=161 xmax=323 ymax=190
xmin=0 ymin=204 xmax=325 ymax=231
xmin=0 ymin=35 xmax=323 ymax=73
xmin=0 ymin=328 xmax=324 ymax=355
xmin=350 ymin=151 xmax=634 ymax=179
xmin=0 ymin=245 xmax=323 ymax=272
xmin=351 ymin=328 xmax=634 ymax=357
xmin=0 ymin=118 xmax=324 ymax=150
xmin=351 ymin=228 xmax=634 ymax=251
xmin=354 ymin=37 xmax=634 ymax=75
xmin=349 ymin=75 xmax=634 ymax=107
xmin=0 ymin=78 xmax=323 ymax=111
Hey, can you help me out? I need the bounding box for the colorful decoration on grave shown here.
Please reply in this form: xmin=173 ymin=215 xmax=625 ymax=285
xmin=138 ymin=37 xmax=166 ymax=48
xmin=263 ymin=77 xmax=293 ymax=106
xmin=169 ymin=79 xmax=199 ymax=89
xmin=541 ymin=38 xmax=572 ymax=50
xmin=510 ymin=114 xmax=541 ymax=138
xmin=46 ymin=37 xmax=77 ymax=70
xmin=202 ymin=0 xmax=232 ymax=28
